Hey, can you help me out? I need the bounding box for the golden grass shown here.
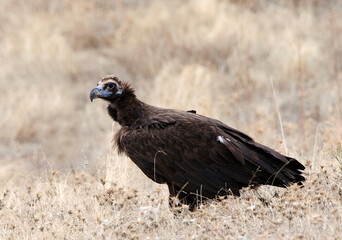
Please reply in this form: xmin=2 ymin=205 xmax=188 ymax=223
xmin=0 ymin=0 xmax=341 ymax=239
xmin=1 ymin=164 xmax=341 ymax=239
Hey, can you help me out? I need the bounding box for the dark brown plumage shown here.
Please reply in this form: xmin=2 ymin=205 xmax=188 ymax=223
xmin=90 ymin=75 xmax=305 ymax=210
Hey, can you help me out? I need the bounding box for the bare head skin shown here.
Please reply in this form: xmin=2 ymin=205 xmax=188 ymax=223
xmin=89 ymin=75 xmax=124 ymax=102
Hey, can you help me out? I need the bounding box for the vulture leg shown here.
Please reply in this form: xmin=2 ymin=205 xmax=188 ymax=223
xmin=167 ymin=183 xmax=198 ymax=211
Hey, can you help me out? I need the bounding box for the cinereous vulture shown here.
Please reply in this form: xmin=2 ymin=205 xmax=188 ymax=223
xmin=90 ymin=75 xmax=305 ymax=210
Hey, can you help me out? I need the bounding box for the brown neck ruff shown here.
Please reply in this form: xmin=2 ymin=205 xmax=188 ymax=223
xmin=108 ymin=83 xmax=145 ymax=127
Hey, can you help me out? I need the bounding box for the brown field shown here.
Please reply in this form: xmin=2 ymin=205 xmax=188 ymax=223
xmin=1 ymin=0 xmax=342 ymax=239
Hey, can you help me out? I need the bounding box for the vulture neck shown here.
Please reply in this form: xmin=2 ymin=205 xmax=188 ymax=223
xmin=109 ymin=87 xmax=146 ymax=127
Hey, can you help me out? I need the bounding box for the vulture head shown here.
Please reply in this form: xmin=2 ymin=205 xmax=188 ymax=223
xmin=90 ymin=75 xmax=124 ymax=102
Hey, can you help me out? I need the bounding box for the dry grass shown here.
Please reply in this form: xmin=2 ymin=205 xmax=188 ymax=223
xmin=0 ymin=0 xmax=341 ymax=239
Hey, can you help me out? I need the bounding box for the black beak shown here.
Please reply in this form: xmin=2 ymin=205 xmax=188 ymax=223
xmin=90 ymin=88 xmax=99 ymax=102
xmin=90 ymin=85 xmax=112 ymax=102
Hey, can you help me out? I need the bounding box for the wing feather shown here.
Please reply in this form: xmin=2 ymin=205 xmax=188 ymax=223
xmin=118 ymin=110 xmax=305 ymax=197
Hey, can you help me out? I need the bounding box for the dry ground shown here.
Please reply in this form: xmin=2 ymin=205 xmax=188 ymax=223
xmin=0 ymin=0 xmax=341 ymax=239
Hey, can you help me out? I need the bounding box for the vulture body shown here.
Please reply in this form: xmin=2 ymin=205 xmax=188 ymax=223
xmin=90 ymin=76 xmax=305 ymax=210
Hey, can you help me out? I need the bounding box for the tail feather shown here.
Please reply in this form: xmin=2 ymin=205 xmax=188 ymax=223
xmin=250 ymin=150 xmax=305 ymax=187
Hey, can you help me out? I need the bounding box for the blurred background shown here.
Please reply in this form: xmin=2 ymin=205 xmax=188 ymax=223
xmin=0 ymin=0 xmax=341 ymax=183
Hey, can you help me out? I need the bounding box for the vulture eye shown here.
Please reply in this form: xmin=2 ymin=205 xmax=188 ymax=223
xmin=107 ymin=83 xmax=115 ymax=89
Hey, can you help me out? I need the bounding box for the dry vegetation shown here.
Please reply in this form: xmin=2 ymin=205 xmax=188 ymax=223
xmin=0 ymin=0 xmax=341 ymax=239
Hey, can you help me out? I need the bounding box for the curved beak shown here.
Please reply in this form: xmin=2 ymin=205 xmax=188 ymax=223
xmin=90 ymin=85 xmax=112 ymax=102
